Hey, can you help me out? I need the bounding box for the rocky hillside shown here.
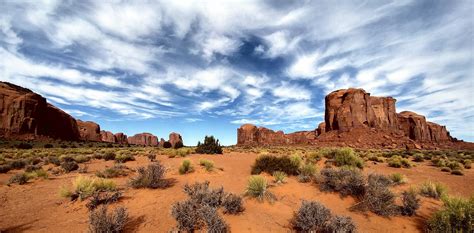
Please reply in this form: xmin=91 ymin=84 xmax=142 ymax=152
xmin=0 ymin=81 xmax=183 ymax=146
xmin=237 ymin=88 xmax=465 ymax=149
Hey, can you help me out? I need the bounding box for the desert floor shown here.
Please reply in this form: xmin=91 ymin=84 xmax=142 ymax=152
xmin=1 ymin=151 xmax=473 ymax=233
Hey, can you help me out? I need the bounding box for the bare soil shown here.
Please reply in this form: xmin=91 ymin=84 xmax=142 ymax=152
xmin=1 ymin=152 xmax=473 ymax=233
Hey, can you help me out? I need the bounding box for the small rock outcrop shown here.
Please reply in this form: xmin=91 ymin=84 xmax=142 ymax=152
xmin=77 ymin=120 xmax=101 ymax=141
xmin=0 ymin=82 xmax=80 ymax=141
xmin=114 ymin=133 xmax=128 ymax=144
xmin=397 ymin=111 xmax=452 ymax=142
xmin=100 ymin=130 xmax=116 ymax=143
xmin=169 ymin=132 xmax=183 ymax=147
xmin=127 ymin=133 xmax=159 ymax=146
xmin=316 ymin=122 xmax=326 ymax=135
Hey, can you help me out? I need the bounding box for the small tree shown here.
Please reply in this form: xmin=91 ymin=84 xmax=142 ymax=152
xmin=196 ymin=136 xmax=223 ymax=154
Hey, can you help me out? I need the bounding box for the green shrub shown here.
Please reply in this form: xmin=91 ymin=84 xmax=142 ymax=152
xmin=251 ymin=155 xmax=299 ymax=175
xmin=273 ymin=171 xmax=287 ymax=184
xmin=103 ymin=152 xmax=116 ymax=161
xmin=0 ymin=164 xmax=11 ymax=173
xmin=96 ymin=166 xmax=127 ymax=178
xmin=89 ymin=206 xmax=128 ymax=233
xmin=290 ymin=154 xmax=302 ymax=168
xmin=462 ymin=159 xmax=472 ymax=169
xmin=446 ymin=161 xmax=463 ymax=171
xmin=26 ymin=169 xmax=49 ymax=180
xmin=129 ymin=163 xmax=168 ymax=189
xmin=9 ymin=159 xmax=27 ymax=169
xmin=244 ymin=175 xmax=275 ymax=202
xmin=333 ymin=148 xmax=364 ymax=169
xmin=451 ymin=170 xmax=464 ymax=176
xmin=388 ymin=155 xmax=411 ymax=168
xmin=368 ymin=155 xmax=384 ymax=163
xmin=441 ymin=167 xmax=452 ymax=172
xmin=298 ymin=163 xmax=317 ymax=183
xmin=61 ymin=176 xmax=116 ymax=200
xmin=195 ymin=136 xmax=223 ymax=154
xmin=8 ymin=173 xmax=29 ymax=185
xmin=199 ymin=159 xmax=214 ymax=172
xmin=114 ymin=154 xmax=135 ymax=163
xmin=61 ymin=160 xmax=79 ymax=173
xmin=413 ymin=153 xmax=424 ymax=162
xmin=74 ymin=155 xmax=90 ymax=163
xmin=419 ymin=181 xmax=448 ymax=199
xmin=306 ymin=151 xmax=322 ymax=163
xmin=426 ymin=196 xmax=474 ymax=233
xmin=46 ymin=156 xmax=61 ymax=166
xmin=179 ymin=160 xmax=194 ymax=175
xmin=389 ymin=173 xmax=406 ymax=185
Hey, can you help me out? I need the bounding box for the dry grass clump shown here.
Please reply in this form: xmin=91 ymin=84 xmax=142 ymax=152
xmin=400 ymin=189 xmax=420 ymax=216
xmin=96 ymin=165 xmax=128 ymax=178
xmin=244 ymin=175 xmax=276 ymax=202
xmin=272 ymin=171 xmax=287 ymax=184
xmin=199 ymin=159 xmax=215 ymax=172
xmin=89 ymin=206 xmax=128 ymax=233
xmin=129 ymin=162 xmax=168 ymax=189
xmin=114 ymin=153 xmax=134 ymax=163
xmin=60 ymin=176 xmax=117 ymax=200
xmin=419 ymin=181 xmax=448 ymax=199
xmin=388 ymin=155 xmax=412 ymax=168
xmin=298 ymin=162 xmax=317 ymax=183
xmin=179 ymin=159 xmax=194 ymax=175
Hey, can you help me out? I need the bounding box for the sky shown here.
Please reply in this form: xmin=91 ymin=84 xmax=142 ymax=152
xmin=0 ymin=0 xmax=473 ymax=145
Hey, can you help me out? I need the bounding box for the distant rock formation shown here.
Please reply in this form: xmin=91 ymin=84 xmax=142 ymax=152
xmin=100 ymin=130 xmax=116 ymax=143
xmin=128 ymin=133 xmax=159 ymax=146
xmin=77 ymin=120 xmax=102 ymax=141
xmin=114 ymin=132 xmax=128 ymax=144
xmin=237 ymin=87 xmax=456 ymax=147
xmin=169 ymin=132 xmax=183 ymax=147
xmin=237 ymin=124 xmax=316 ymax=146
xmin=0 ymin=82 xmax=80 ymax=141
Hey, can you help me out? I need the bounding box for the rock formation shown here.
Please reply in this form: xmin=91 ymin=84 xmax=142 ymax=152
xmin=127 ymin=133 xmax=159 ymax=146
xmin=114 ymin=133 xmax=128 ymax=144
xmin=0 ymin=82 xmax=80 ymax=141
xmin=100 ymin=130 xmax=116 ymax=143
xmin=237 ymin=124 xmax=315 ymax=146
xmin=77 ymin=120 xmax=102 ymax=141
xmin=316 ymin=122 xmax=326 ymax=135
xmin=169 ymin=132 xmax=183 ymax=147
xmin=397 ymin=111 xmax=452 ymax=142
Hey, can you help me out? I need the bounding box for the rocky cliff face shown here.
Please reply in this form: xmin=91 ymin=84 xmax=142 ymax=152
xmin=325 ymin=88 xmax=398 ymax=132
xmin=169 ymin=132 xmax=183 ymax=147
xmin=237 ymin=124 xmax=315 ymax=145
xmin=77 ymin=120 xmax=102 ymax=141
xmin=397 ymin=111 xmax=452 ymax=142
xmin=100 ymin=130 xmax=116 ymax=143
xmin=0 ymin=82 xmax=80 ymax=141
xmin=128 ymin=133 xmax=159 ymax=146
xmin=114 ymin=133 xmax=128 ymax=144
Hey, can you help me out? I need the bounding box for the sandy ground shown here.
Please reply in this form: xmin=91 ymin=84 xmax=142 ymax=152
xmin=1 ymin=152 xmax=473 ymax=233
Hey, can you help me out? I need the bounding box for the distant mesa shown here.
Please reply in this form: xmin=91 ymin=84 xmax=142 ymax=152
xmin=0 ymin=81 xmax=183 ymax=146
xmin=238 ymin=88 xmax=469 ymax=149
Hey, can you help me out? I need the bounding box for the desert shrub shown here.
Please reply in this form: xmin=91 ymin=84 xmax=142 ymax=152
xmin=24 ymin=164 xmax=42 ymax=172
xmin=44 ymin=143 xmax=53 ymax=148
xmin=46 ymin=156 xmax=61 ymax=166
xmin=25 ymin=169 xmax=49 ymax=180
xmin=462 ymin=159 xmax=472 ymax=169
xmin=432 ymin=157 xmax=447 ymax=167
xmin=195 ymin=136 xmax=223 ymax=154
xmin=388 ymin=155 xmax=411 ymax=168
xmin=16 ymin=142 xmax=33 ymax=149
xmin=129 ymin=162 xmax=168 ymax=189
xmin=400 ymin=189 xmax=420 ymax=216
xmin=199 ymin=205 xmax=229 ymax=233
xmin=419 ymin=181 xmax=448 ymax=199
xmin=291 ymin=200 xmax=332 ymax=232
xmin=179 ymin=159 xmax=194 ymax=175
xmin=89 ymin=206 xmax=128 ymax=233
xmin=199 ymin=159 xmax=214 ymax=172
xmin=0 ymin=164 xmax=11 ymax=173
xmin=147 ymin=153 xmax=156 ymax=162
xmin=368 ymin=155 xmax=384 ymax=163
xmin=354 ymin=173 xmax=398 ymax=216
xmin=103 ymin=152 xmax=116 ymax=161
xmin=389 ymin=173 xmax=406 ymax=185
xmin=10 ymin=159 xmax=27 ymax=169
xmin=426 ymin=196 xmax=474 ymax=233
xmin=222 ymin=193 xmax=244 ymax=214
xmin=174 ymin=141 xmax=184 ymax=149
xmin=244 ymin=175 xmax=275 ymax=202
xmin=61 ymin=160 xmax=79 ymax=172
xmin=446 ymin=161 xmax=463 ymax=171
xmin=451 ymin=170 xmax=464 ymax=176
xmin=324 ymin=215 xmax=357 ymax=233
xmin=319 ymin=167 xmax=366 ymax=197
xmin=273 ymin=171 xmax=287 ymax=184
xmin=86 ymin=191 xmax=123 ymax=210
xmin=28 ymin=157 xmax=42 ymax=165
xmin=298 ymin=162 xmax=317 ymax=183
xmin=306 ymin=151 xmax=322 ymax=163
xmin=171 ymin=200 xmax=203 ymax=232
xmin=251 ymin=155 xmax=299 ymax=175
xmin=333 ymin=148 xmax=364 ymax=169
xmin=96 ymin=166 xmax=127 ymax=178
xmin=183 ymin=181 xmax=225 ymax=207
xmin=290 ymin=154 xmax=303 ymax=168
xmin=8 ymin=173 xmax=29 ymax=185
xmin=74 ymin=155 xmax=90 ymax=163
xmin=413 ymin=153 xmax=424 ymax=162
xmin=61 ymin=176 xmax=117 ymax=200
xmin=163 ymin=141 xmax=172 ymax=148
xmin=441 ymin=167 xmax=452 ymax=172
xmin=114 ymin=154 xmax=134 ymax=163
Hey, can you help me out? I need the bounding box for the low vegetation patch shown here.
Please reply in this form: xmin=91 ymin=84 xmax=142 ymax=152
xmin=129 ymin=162 xmax=169 ymax=189
xmin=388 ymin=155 xmax=412 ymax=168
xmin=61 ymin=176 xmax=117 ymax=200
xmin=333 ymin=148 xmax=364 ymax=169
xmin=426 ymin=196 xmax=474 ymax=233
xmin=298 ymin=162 xmax=317 ymax=183
xmin=8 ymin=173 xmax=30 ymax=185
xmin=400 ymin=189 xmax=420 ymax=216
xmin=86 ymin=191 xmax=123 ymax=210
xmin=251 ymin=155 xmax=299 ymax=175
xmin=419 ymin=181 xmax=448 ymax=199
xmin=195 ymin=135 xmax=223 ymax=154
xmin=352 ymin=174 xmax=399 ymax=216
xmin=89 ymin=206 xmax=128 ymax=233
xmin=272 ymin=171 xmax=287 ymax=184
xmin=319 ymin=167 xmax=366 ymax=197
xmin=96 ymin=165 xmax=128 ymax=178
xmin=389 ymin=173 xmax=407 ymax=185
xmin=199 ymin=159 xmax=214 ymax=172
xmin=245 ymin=175 xmax=275 ymax=202
xmin=179 ymin=159 xmax=194 ymax=174
xmin=114 ymin=153 xmax=135 ymax=163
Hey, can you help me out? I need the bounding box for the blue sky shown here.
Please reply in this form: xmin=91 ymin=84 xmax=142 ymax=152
xmin=0 ymin=0 xmax=472 ymax=145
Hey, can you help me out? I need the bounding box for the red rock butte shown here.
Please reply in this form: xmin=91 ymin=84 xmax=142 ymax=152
xmin=237 ymin=88 xmax=472 ymax=149
xmin=0 ymin=81 xmax=183 ymax=147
